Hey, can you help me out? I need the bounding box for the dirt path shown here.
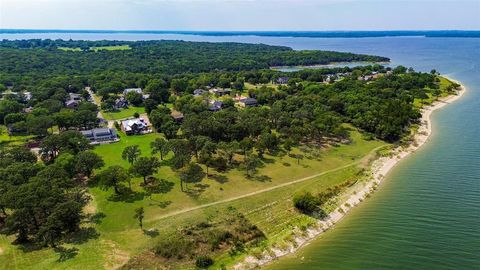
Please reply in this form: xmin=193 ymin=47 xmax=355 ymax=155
xmin=145 ymin=145 xmax=385 ymax=223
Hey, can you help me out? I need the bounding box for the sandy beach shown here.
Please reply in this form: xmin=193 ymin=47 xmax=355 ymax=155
xmin=235 ymin=78 xmax=467 ymax=270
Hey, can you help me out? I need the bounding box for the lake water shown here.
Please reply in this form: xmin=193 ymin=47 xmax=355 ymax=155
xmin=2 ymin=32 xmax=479 ymax=269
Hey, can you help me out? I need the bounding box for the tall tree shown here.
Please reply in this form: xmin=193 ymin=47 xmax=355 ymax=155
xmin=150 ymin=138 xmax=170 ymax=160
xmin=130 ymin=157 xmax=160 ymax=185
xmin=97 ymin=165 xmax=130 ymax=194
xmin=74 ymin=151 xmax=105 ymax=178
xmin=122 ymin=145 xmax=141 ymax=165
xmin=178 ymin=163 xmax=205 ymax=192
xmin=134 ymin=207 xmax=145 ymax=229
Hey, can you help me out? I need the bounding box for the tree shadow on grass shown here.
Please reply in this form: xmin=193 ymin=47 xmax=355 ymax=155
xmin=209 ymin=174 xmax=228 ymax=184
xmin=260 ymin=157 xmax=275 ymax=164
xmin=108 ymin=190 xmax=146 ymax=203
xmin=186 ymin=183 xmax=210 ymax=198
xmin=144 ymin=178 xmax=175 ymax=194
xmin=86 ymin=212 xmax=106 ymax=225
xmin=252 ymin=175 xmax=272 ymax=182
xmin=54 ymin=246 xmax=79 ymax=262
xmin=64 ymin=227 xmax=100 ymax=245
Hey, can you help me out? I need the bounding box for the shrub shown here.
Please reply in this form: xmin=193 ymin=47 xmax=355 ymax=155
xmin=195 ymin=255 xmax=214 ymax=268
xmin=154 ymin=236 xmax=193 ymax=259
xmin=293 ymin=192 xmax=319 ymax=214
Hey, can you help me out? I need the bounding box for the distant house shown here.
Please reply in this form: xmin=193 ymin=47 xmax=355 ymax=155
xmin=65 ymin=93 xmax=83 ymax=109
xmin=114 ymin=96 xmax=128 ymax=109
xmin=171 ymin=111 xmax=184 ymax=123
xmin=23 ymin=92 xmax=32 ymax=101
xmin=211 ymin=88 xmax=231 ymax=97
xmin=65 ymin=99 xmax=81 ymax=109
xmin=193 ymin=89 xmax=207 ymax=96
xmin=121 ymin=117 xmax=152 ymax=135
xmin=81 ymin=128 xmax=118 ymax=144
xmin=209 ymin=100 xmax=223 ymax=111
xmin=123 ymin=88 xmax=143 ymax=96
xmin=277 ymin=77 xmax=289 ymax=84
xmin=238 ymin=98 xmax=258 ymax=108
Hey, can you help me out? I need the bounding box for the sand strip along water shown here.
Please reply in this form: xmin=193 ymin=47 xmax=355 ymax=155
xmin=235 ymin=78 xmax=467 ymax=270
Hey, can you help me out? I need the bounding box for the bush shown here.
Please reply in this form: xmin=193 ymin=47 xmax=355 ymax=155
xmin=195 ymin=255 xmax=214 ymax=268
xmin=293 ymin=192 xmax=319 ymax=214
xmin=154 ymin=236 xmax=193 ymax=259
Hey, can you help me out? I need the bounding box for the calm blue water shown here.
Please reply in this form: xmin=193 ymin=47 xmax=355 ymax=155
xmin=3 ymin=32 xmax=479 ymax=269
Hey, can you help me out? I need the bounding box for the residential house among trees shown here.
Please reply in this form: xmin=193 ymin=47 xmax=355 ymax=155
xmin=208 ymin=100 xmax=224 ymax=111
xmin=65 ymin=93 xmax=83 ymax=109
xmin=81 ymin=128 xmax=118 ymax=144
xmin=121 ymin=117 xmax=152 ymax=135
xmin=238 ymin=97 xmax=258 ymax=107
xmin=277 ymin=77 xmax=289 ymax=84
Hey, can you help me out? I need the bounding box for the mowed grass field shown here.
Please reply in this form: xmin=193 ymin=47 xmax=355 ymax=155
xmin=0 ymin=127 xmax=387 ymax=269
xmin=102 ymin=106 xmax=146 ymax=120
xmin=58 ymin=45 xmax=131 ymax=52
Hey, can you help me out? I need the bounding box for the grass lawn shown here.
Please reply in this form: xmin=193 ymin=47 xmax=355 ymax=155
xmin=0 ymin=127 xmax=386 ymax=269
xmin=58 ymin=47 xmax=82 ymax=52
xmin=90 ymin=45 xmax=131 ymax=52
xmin=102 ymin=106 xmax=146 ymax=120
xmin=58 ymin=45 xmax=131 ymax=52
xmin=0 ymin=126 xmax=35 ymax=148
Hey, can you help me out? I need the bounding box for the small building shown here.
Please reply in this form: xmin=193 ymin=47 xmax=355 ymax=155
xmin=209 ymin=100 xmax=223 ymax=111
xmin=171 ymin=111 xmax=184 ymax=123
xmin=123 ymin=88 xmax=143 ymax=96
xmin=65 ymin=99 xmax=81 ymax=109
xmin=65 ymin=93 xmax=83 ymax=108
xmin=121 ymin=117 xmax=152 ymax=135
xmin=81 ymin=128 xmax=118 ymax=144
xmin=23 ymin=92 xmax=32 ymax=101
xmin=238 ymin=98 xmax=258 ymax=108
xmin=193 ymin=89 xmax=207 ymax=96
xmin=211 ymin=88 xmax=231 ymax=97
xmin=114 ymin=97 xmax=128 ymax=109
xmin=277 ymin=77 xmax=289 ymax=84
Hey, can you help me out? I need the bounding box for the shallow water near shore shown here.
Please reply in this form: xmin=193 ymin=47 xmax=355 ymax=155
xmin=3 ymin=33 xmax=479 ymax=269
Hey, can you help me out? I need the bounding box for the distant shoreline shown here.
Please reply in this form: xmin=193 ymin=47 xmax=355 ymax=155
xmin=1 ymin=29 xmax=480 ymax=38
xmin=234 ymin=77 xmax=467 ymax=270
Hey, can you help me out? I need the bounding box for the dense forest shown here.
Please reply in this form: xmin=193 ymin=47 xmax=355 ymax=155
xmin=0 ymin=39 xmax=388 ymax=79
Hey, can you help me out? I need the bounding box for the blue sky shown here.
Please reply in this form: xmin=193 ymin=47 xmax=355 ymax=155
xmin=1 ymin=0 xmax=479 ymax=30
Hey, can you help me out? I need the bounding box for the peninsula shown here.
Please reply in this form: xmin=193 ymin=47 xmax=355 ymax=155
xmin=0 ymin=39 xmax=464 ymax=270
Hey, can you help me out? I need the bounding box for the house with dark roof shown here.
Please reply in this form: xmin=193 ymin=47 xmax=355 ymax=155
xmin=211 ymin=88 xmax=232 ymax=97
xmin=209 ymin=100 xmax=223 ymax=111
xmin=114 ymin=96 xmax=128 ymax=110
xmin=193 ymin=89 xmax=207 ymax=96
xmin=238 ymin=98 xmax=258 ymax=108
xmin=65 ymin=93 xmax=83 ymax=109
xmin=277 ymin=77 xmax=290 ymax=84
xmin=81 ymin=128 xmax=118 ymax=144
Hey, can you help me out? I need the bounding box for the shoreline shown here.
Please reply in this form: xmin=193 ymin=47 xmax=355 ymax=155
xmin=234 ymin=77 xmax=466 ymax=269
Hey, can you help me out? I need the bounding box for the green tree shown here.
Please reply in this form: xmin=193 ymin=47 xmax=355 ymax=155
xmin=244 ymin=154 xmax=261 ymax=178
xmin=169 ymin=139 xmax=191 ymax=169
xmin=122 ymin=145 xmax=141 ymax=165
xmin=198 ymin=140 xmax=217 ymax=176
xmin=130 ymin=157 xmax=160 ymax=185
xmin=134 ymin=207 xmax=144 ymax=229
xmin=178 ymin=163 xmax=205 ymax=192
xmin=74 ymin=151 xmax=105 ymax=178
xmin=150 ymin=138 xmax=170 ymax=160
xmin=97 ymin=165 xmax=130 ymax=194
